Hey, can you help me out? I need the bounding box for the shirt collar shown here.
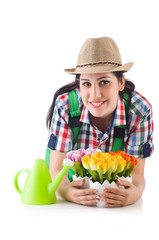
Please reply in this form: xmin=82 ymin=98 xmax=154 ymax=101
xmin=80 ymin=95 xmax=126 ymax=127
xmin=112 ymin=95 xmax=126 ymax=127
xmin=80 ymin=105 xmax=90 ymax=124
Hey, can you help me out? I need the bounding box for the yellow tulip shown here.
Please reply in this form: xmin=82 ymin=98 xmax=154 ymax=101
xmin=91 ymin=152 xmax=103 ymax=160
xmin=82 ymin=152 xmax=126 ymax=175
xmin=115 ymin=155 xmax=126 ymax=172
xmin=97 ymin=161 xmax=108 ymax=173
xmin=90 ymin=157 xmax=99 ymax=170
xmin=81 ymin=155 xmax=91 ymax=169
xmin=89 ymin=152 xmax=102 ymax=170
xmin=107 ymin=159 xmax=117 ymax=172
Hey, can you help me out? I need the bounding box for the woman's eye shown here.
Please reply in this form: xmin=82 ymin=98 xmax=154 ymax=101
xmin=100 ymin=80 xmax=110 ymax=86
xmin=82 ymin=82 xmax=91 ymax=87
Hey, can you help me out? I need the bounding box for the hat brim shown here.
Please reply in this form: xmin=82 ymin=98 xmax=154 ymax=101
xmin=64 ymin=62 xmax=133 ymax=74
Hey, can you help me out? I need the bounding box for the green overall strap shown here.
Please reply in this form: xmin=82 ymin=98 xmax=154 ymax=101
xmin=68 ymin=90 xmax=82 ymax=147
xmin=111 ymin=93 xmax=130 ymax=152
xmin=45 ymin=90 xmax=82 ymax=171
xmin=68 ymin=90 xmax=82 ymax=181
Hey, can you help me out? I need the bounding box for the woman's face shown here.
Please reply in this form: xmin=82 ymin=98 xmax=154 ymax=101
xmin=79 ymin=72 xmax=125 ymax=120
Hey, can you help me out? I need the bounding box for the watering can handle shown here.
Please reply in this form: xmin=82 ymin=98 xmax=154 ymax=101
xmin=14 ymin=169 xmax=29 ymax=194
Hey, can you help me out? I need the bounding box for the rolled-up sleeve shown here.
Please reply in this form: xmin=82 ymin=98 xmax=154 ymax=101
xmin=126 ymin=108 xmax=154 ymax=158
xmin=48 ymin=95 xmax=73 ymax=152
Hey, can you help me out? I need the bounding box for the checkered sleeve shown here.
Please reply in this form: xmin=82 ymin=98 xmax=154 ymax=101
xmin=49 ymin=94 xmax=73 ymax=152
xmin=126 ymin=107 xmax=154 ymax=158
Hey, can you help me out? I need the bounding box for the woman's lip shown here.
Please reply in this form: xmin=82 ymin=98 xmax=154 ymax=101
xmin=90 ymin=101 xmax=105 ymax=103
xmin=89 ymin=100 xmax=106 ymax=108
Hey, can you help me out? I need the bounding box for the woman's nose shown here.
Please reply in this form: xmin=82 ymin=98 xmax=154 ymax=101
xmin=90 ymin=85 xmax=102 ymax=99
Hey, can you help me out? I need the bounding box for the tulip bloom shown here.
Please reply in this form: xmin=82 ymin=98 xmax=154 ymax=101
xmin=68 ymin=149 xmax=138 ymax=182
xmin=81 ymin=155 xmax=91 ymax=170
xmin=109 ymin=151 xmax=138 ymax=177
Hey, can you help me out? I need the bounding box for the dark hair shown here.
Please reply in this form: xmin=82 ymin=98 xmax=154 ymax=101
xmin=46 ymin=72 xmax=135 ymax=129
xmin=113 ymin=71 xmax=135 ymax=100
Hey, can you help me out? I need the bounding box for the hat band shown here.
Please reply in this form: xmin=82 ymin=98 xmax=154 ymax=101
xmin=76 ymin=61 xmax=122 ymax=68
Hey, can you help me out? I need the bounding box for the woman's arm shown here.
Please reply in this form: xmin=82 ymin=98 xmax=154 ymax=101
xmin=131 ymin=157 xmax=145 ymax=194
xmin=101 ymin=158 xmax=146 ymax=207
xmin=49 ymin=150 xmax=100 ymax=205
xmin=49 ymin=149 xmax=68 ymax=182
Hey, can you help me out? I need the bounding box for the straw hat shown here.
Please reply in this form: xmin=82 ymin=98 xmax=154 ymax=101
xmin=64 ymin=37 xmax=133 ymax=74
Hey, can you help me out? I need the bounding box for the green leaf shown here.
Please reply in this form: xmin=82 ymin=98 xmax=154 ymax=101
xmin=112 ymin=165 xmax=122 ymax=182
xmin=97 ymin=168 xmax=104 ymax=184
xmin=124 ymin=165 xmax=136 ymax=177
xmin=88 ymin=169 xmax=99 ymax=182
xmin=74 ymin=162 xmax=86 ymax=177
xmin=119 ymin=162 xmax=132 ymax=177
xmin=105 ymin=168 xmax=113 ymax=183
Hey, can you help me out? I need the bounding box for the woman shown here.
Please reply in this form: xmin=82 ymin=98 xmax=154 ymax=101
xmin=46 ymin=37 xmax=154 ymax=207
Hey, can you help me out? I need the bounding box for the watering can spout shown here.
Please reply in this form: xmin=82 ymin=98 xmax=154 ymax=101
xmin=48 ymin=158 xmax=74 ymax=197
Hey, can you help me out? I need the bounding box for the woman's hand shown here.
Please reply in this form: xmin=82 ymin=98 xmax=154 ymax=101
xmin=60 ymin=180 xmax=100 ymax=206
xmin=101 ymin=179 xmax=143 ymax=207
xmin=101 ymin=158 xmax=145 ymax=207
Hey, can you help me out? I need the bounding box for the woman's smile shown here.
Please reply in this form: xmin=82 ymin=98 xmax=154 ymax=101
xmin=89 ymin=100 xmax=107 ymax=108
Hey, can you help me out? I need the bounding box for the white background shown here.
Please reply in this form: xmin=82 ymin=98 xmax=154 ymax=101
xmin=0 ymin=0 xmax=159 ymax=239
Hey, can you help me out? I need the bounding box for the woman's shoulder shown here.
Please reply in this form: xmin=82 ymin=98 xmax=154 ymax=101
xmin=130 ymin=91 xmax=152 ymax=118
xmin=55 ymin=88 xmax=82 ymax=113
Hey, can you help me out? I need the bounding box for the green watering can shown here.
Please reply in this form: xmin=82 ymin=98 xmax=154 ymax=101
xmin=14 ymin=158 xmax=74 ymax=205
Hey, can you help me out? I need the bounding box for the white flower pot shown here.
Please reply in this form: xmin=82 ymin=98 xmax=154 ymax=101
xmin=73 ymin=175 xmax=90 ymax=189
xmin=89 ymin=180 xmax=118 ymax=207
xmin=90 ymin=176 xmax=133 ymax=207
xmin=117 ymin=176 xmax=132 ymax=189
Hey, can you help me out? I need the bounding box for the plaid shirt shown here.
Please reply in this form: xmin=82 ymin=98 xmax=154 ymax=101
xmin=48 ymin=88 xmax=154 ymax=158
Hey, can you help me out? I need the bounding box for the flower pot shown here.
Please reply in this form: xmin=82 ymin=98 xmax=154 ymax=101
xmin=90 ymin=176 xmax=132 ymax=207
xmin=117 ymin=176 xmax=132 ymax=189
xmin=90 ymin=180 xmax=118 ymax=207
xmin=73 ymin=175 xmax=90 ymax=189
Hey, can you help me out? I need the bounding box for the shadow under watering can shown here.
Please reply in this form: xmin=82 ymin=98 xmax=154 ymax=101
xmin=14 ymin=158 xmax=74 ymax=205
